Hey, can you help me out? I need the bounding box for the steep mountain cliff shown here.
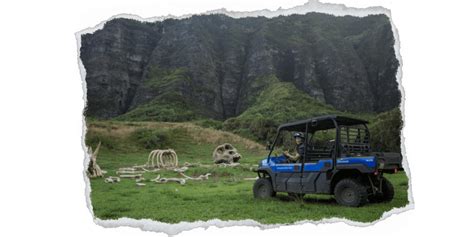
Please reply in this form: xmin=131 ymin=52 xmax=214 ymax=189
xmin=80 ymin=13 xmax=400 ymax=120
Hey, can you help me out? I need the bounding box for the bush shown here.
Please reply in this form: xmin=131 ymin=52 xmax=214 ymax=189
xmin=130 ymin=128 xmax=171 ymax=150
xmin=193 ymin=119 xmax=223 ymax=130
xmin=248 ymin=117 xmax=278 ymax=142
xmin=116 ymin=96 xmax=199 ymax=122
xmin=222 ymin=117 xmax=240 ymax=131
xmin=369 ymin=108 xmax=402 ymax=152
xmin=85 ymin=131 xmax=119 ymax=150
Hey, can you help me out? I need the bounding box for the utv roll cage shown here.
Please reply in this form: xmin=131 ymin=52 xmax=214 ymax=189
xmin=267 ymin=115 xmax=370 ymax=170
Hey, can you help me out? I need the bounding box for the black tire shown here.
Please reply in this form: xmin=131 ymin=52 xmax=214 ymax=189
xmin=369 ymin=177 xmax=395 ymax=203
xmin=380 ymin=177 xmax=394 ymax=202
xmin=288 ymin=193 xmax=305 ymax=200
xmin=334 ymin=178 xmax=368 ymax=207
xmin=253 ymin=178 xmax=275 ymax=199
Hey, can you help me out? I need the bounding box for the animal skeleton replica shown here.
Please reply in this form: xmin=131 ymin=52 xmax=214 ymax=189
xmin=104 ymin=148 xmax=214 ymax=185
xmin=87 ymin=142 xmax=104 ymax=178
xmin=213 ymin=143 xmax=242 ymax=164
xmin=102 ymin=145 xmax=252 ymax=185
xmin=146 ymin=149 xmax=178 ymax=168
xmin=113 ymin=149 xmax=178 ymax=173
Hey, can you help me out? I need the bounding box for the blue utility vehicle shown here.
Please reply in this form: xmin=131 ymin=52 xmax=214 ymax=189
xmin=253 ymin=115 xmax=402 ymax=207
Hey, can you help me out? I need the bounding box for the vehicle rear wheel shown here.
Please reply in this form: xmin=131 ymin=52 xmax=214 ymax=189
xmin=334 ymin=178 xmax=368 ymax=207
xmin=380 ymin=177 xmax=394 ymax=202
xmin=381 ymin=177 xmax=395 ymax=202
xmin=253 ymin=178 xmax=275 ymax=199
xmin=369 ymin=177 xmax=394 ymax=203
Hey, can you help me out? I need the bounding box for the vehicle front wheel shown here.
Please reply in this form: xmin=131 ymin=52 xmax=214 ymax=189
xmin=253 ymin=178 xmax=276 ymax=199
xmin=334 ymin=178 xmax=368 ymax=207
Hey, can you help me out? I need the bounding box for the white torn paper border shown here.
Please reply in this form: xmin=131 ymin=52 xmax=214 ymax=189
xmin=76 ymin=0 xmax=413 ymax=234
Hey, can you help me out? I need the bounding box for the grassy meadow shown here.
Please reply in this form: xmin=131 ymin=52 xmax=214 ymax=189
xmin=86 ymin=120 xmax=409 ymax=224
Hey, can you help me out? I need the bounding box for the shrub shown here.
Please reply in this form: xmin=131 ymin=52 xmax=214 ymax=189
xmin=193 ymin=119 xmax=223 ymax=130
xmin=130 ymin=128 xmax=171 ymax=150
xmin=85 ymin=131 xmax=119 ymax=150
xmin=369 ymin=108 xmax=402 ymax=152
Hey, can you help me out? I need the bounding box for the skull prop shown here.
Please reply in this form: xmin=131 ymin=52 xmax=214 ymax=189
xmin=213 ymin=143 xmax=241 ymax=164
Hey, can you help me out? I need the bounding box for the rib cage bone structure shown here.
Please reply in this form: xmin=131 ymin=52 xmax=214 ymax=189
xmin=146 ymin=149 xmax=178 ymax=168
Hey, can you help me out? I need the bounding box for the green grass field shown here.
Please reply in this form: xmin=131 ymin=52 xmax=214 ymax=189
xmin=87 ymin=121 xmax=410 ymax=224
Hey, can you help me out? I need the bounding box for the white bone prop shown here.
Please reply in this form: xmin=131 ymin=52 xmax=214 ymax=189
xmin=151 ymin=175 xmax=186 ymax=185
xmin=212 ymin=143 xmax=242 ymax=164
xmin=119 ymin=174 xmax=142 ymax=179
xmin=179 ymin=173 xmax=212 ymax=180
xmin=173 ymin=167 xmax=188 ymax=173
xmin=104 ymin=176 xmax=120 ymax=183
xmin=243 ymin=177 xmax=259 ymax=181
xmin=116 ymin=170 xmax=146 ymax=175
xmin=87 ymin=142 xmax=104 ymax=178
xmin=146 ymin=149 xmax=178 ymax=168
xmin=217 ymin=162 xmax=241 ymax=167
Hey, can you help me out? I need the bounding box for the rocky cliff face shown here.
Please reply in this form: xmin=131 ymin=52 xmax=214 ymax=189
xmin=80 ymin=13 xmax=400 ymax=120
xmin=81 ymin=20 xmax=161 ymax=118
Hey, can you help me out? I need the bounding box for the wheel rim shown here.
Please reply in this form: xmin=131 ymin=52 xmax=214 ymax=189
xmin=341 ymin=187 xmax=356 ymax=203
xmin=259 ymin=184 xmax=269 ymax=196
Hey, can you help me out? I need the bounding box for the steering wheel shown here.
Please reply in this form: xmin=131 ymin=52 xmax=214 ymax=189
xmin=274 ymin=151 xmax=290 ymax=163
